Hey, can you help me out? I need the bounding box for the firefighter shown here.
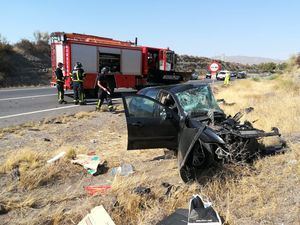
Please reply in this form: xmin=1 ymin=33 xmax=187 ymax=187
xmin=55 ymin=62 xmax=67 ymax=104
xmin=224 ymin=71 xmax=230 ymax=86
xmin=96 ymin=67 xmax=114 ymax=112
xmin=71 ymin=62 xmax=86 ymax=105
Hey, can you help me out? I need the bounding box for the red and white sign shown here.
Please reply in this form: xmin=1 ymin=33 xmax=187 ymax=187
xmin=208 ymin=61 xmax=221 ymax=80
xmin=208 ymin=61 xmax=221 ymax=72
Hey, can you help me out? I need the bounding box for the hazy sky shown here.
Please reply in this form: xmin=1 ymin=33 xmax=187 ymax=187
xmin=0 ymin=0 xmax=299 ymax=60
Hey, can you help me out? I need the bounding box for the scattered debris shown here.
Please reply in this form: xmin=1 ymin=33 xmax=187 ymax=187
xmin=90 ymin=139 xmax=97 ymax=144
xmin=47 ymin=151 xmax=66 ymax=163
xmin=188 ymin=195 xmax=221 ymax=225
xmin=0 ymin=204 xmax=9 ymax=215
xmin=78 ymin=205 xmax=115 ymax=225
xmin=158 ymin=195 xmax=221 ymax=225
xmin=84 ymin=185 xmax=111 ymax=196
xmin=217 ymin=98 xmax=236 ymax=106
xmin=161 ymin=182 xmax=180 ymax=197
xmin=111 ymin=163 xmax=134 ymax=176
xmin=92 ymin=161 xmax=109 ymax=176
xmin=43 ymin=138 xmax=51 ymax=142
xmin=72 ymin=154 xmax=105 ymax=175
xmin=157 ymin=209 xmax=188 ymax=225
xmin=28 ymin=128 xmax=40 ymax=131
xmin=10 ymin=165 xmax=20 ymax=181
xmin=133 ymin=186 xmax=151 ymax=196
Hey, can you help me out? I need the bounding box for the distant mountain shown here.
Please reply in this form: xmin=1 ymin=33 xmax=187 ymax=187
xmin=213 ymin=55 xmax=284 ymax=65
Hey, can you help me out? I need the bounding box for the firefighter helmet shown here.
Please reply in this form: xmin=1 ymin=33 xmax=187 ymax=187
xmin=75 ymin=62 xmax=82 ymax=68
xmin=58 ymin=62 xmax=63 ymax=67
xmin=101 ymin=66 xmax=109 ymax=74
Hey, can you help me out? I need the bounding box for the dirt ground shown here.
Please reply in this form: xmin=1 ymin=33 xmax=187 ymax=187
xmin=0 ymin=76 xmax=300 ymax=225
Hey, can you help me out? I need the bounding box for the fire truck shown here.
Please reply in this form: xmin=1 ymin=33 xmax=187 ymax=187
xmin=50 ymin=32 xmax=182 ymax=95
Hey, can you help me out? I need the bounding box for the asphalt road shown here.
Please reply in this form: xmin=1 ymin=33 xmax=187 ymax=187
xmin=0 ymin=86 xmax=125 ymax=128
xmin=0 ymin=79 xmax=227 ymax=128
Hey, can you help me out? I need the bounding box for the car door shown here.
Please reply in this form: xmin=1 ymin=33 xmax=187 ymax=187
xmin=122 ymin=94 xmax=179 ymax=150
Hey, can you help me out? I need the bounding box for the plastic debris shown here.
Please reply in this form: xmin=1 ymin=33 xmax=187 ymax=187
xmin=111 ymin=163 xmax=134 ymax=176
xmin=78 ymin=205 xmax=115 ymax=225
xmin=47 ymin=151 xmax=66 ymax=163
xmin=72 ymin=154 xmax=104 ymax=175
xmin=133 ymin=186 xmax=151 ymax=196
xmin=158 ymin=195 xmax=221 ymax=225
xmin=188 ymin=195 xmax=221 ymax=225
xmin=84 ymin=185 xmax=111 ymax=196
xmin=11 ymin=165 xmax=20 ymax=181
xmin=157 ymin=209 xmax=188 ymax=225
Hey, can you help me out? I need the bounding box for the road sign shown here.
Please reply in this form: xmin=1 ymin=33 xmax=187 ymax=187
xmin=208 ymin=61 xmax=221 ymax=72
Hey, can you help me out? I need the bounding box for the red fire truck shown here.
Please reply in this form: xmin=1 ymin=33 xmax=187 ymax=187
xmin=50 ymin=32 xmax=182 ymax=94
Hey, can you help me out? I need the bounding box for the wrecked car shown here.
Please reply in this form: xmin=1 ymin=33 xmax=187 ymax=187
xmin=122 ymin=83 xmax=285 ymax=182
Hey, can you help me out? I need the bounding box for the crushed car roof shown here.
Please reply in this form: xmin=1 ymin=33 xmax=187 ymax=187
xmin=141 ymin=82 xmax=212 ymax=94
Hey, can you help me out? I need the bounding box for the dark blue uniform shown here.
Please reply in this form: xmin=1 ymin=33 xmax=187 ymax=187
xmin=71 ymin=68 xmax=86 ymax=104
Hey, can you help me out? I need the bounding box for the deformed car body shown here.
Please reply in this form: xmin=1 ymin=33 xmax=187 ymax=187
xmin=122 ymin=83 xmax=284 ymax=182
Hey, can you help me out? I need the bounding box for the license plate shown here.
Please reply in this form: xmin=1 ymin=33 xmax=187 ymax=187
xmin=163 ymin=75 xmax=180 ymax=80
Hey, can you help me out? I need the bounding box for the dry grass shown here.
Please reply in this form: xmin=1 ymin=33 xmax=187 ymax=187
xmin=0 ymin=67 xmax=300 ymax=224
xmin=215 ymin=74 xmax=300 ymax=135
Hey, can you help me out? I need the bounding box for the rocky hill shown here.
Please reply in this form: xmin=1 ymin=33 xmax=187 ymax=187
xmin=175 ymin=54 xmax=250 ymax=74
xmin=0 ymin=36 xmax=51 ymax=88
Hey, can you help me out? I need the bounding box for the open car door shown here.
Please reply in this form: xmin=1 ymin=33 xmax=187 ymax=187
xmin=122 ymin=94 xmax=179 ymax=150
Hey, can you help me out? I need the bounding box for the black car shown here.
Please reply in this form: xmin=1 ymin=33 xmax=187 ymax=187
xmin=122 ymin=83 xmax=284 ymax=182
xmin=237 ymin=72 xmax=247 ymax=79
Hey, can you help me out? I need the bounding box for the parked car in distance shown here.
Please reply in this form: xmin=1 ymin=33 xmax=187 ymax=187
xmin=216 ymin=70 xmax=230 ymax=80
xmin=230 ymin=72 xmax=237 ymax=77
xmin=190 ymin=72 xmax=199 ymax=80
xmin=237 ymin=71 xmax=247 ymax=79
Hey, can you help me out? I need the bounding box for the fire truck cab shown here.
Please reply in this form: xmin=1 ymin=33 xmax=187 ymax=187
xmin=50 ymin=32 xmax=181 ymax=95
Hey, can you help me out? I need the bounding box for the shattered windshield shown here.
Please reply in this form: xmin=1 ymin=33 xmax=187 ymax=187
xmin=175 ymin=86 xmax=222 ymax=116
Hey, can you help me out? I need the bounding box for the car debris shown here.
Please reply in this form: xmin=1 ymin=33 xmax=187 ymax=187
xmin=188 ymin=195 xmax=221 ymax=225
xmin=111 ymin=163 xmax=134 ymax=176
xmin=47 ymin=151 xmax=66 ymax=163
xmin=122 ymin=83 xmax=286 ymax=182
xmin=0 ymin=204 xmax=9 ymax=215
xmin=10 ymin=165 xmax=20 ymax=181
xmin=157 ymin=195 xmax=221 ymax=225
xmin=72 ymin=154 xmax=105 ymax=175
xmin=78 ymin=205 xmax=115 ymax=225
xmin=133 ymin=186 xmax=151 ymax=196
xmin=84 ymin=185 xmax=112 ymax=196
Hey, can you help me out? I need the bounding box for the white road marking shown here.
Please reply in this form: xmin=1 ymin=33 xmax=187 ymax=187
xmin=0 ymin=105 xmax=79 ymax=120
xmin=0 ymin=92 xmax=73 ymax=101
xmin=0 ymin=94 xmax=57 ymax=101
xmin=0 ymin=86 xmax=52 ymax=92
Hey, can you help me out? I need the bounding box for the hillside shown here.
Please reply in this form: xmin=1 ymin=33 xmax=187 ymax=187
xmin=0 ymin=35 xmax=51 ymax=88
xmin=175 ymin=54 xmax=251 ymax=74
xmin=213 ymin=55 xmax=284 ymax=65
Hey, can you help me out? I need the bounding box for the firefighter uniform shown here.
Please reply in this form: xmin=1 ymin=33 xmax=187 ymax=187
xmin=71 ymin=64 xmax=86 ymax=105
xmin=96 ymin=72 xmax=113 ymax=112
xmin=55 ymin=64 xmax=66 ymax=104
xmin=224 ymin=71 xmax=230 ymax=86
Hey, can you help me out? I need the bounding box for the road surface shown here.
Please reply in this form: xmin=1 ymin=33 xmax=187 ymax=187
xmin=0 ymin=86 xmax=124 ymax=128
xmin=0 ymin=79 xmax=227 ymax=128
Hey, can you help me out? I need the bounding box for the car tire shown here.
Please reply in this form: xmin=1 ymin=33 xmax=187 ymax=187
xmin=179 ymin=165 xmax=195 ymax=183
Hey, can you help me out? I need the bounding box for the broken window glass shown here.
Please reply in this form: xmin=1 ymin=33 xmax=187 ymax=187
xmin=175 ymin=86 xmax=221 ymax=116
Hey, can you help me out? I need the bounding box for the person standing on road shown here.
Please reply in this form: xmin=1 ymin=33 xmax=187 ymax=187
xmin=55 ymin=62 xmax=67 ymax=104
xmin=71 ymin=62 xmax=86 ymax=105
xmin=96 ymin=67 xmax=114 ymax=112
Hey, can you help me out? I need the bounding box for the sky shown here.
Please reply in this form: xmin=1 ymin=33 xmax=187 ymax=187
xmin=0 ymin=0 xmax=299 ymax=60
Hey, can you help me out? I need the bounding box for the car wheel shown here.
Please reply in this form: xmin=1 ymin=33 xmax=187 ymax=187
xmin=179 ymin=165 xmax=195 ymax=183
